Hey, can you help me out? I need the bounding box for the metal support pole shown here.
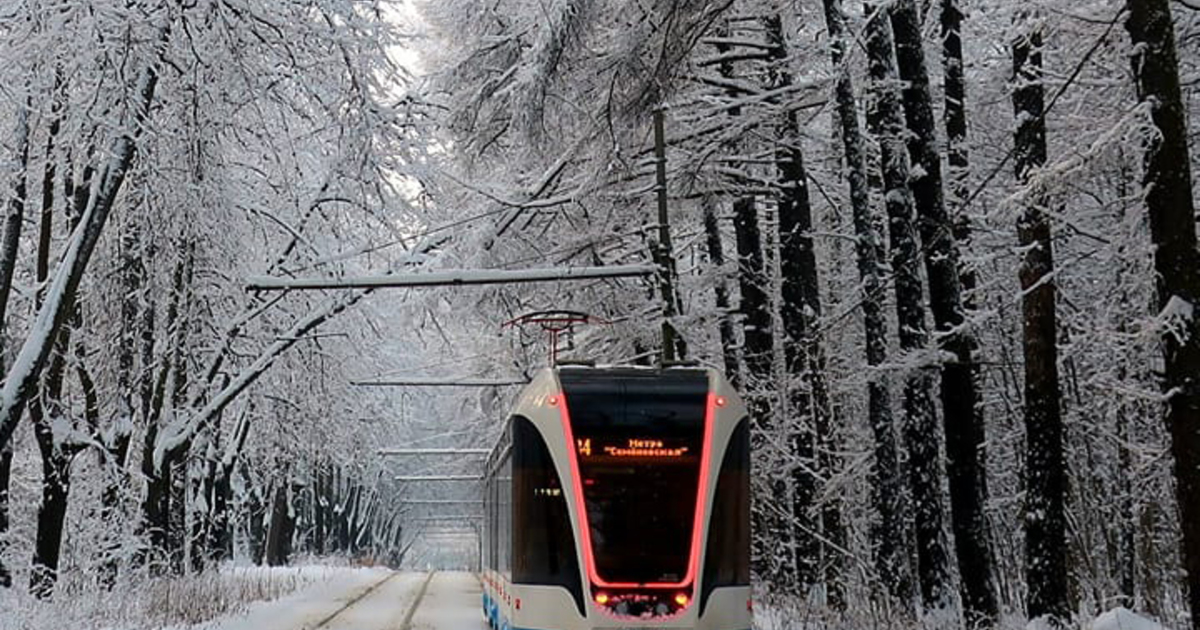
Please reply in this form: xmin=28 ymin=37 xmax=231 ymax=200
xmin=378 ymin=448 xmax=490 ymax=456
xmin=354 ymin=378 xmax=526 ymax=388
xmin=393 ymin=475 xmax=481 ymax=482
xmin=399 ymin=499 xmax=483 ymax=505
xmin=247 ymin=264 xmax=656 ymax=291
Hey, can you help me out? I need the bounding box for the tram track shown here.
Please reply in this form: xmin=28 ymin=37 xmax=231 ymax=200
xmin=398 ymin=571 xmax=437 ymax=630
xmin=306 ymin=571 xmax=399 ymax=629
xmin=306 ymin=570 xmax=436 ymax=630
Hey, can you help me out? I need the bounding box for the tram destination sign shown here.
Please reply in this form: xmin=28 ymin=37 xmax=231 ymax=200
xmin=575 ymin=437 xmax=692 ymax=459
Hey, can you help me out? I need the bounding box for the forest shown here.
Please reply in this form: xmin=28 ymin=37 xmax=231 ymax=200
xmin=0 ymin=0 xmax=1198 ymax=629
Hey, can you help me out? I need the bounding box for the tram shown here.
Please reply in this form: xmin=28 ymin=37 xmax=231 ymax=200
xmin=481 ymin=365 xmax=750 ymax=630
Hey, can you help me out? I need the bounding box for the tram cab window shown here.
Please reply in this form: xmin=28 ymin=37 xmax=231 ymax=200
xmin=701 ymin=418 xmax=750 ymax=612
xmin=560 ymin=369 xmax=708 ymax=586
xmin=512 ymin=416 xmax=585 ymax=613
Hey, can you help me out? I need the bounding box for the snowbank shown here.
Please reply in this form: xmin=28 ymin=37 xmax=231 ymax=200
xmin=1092 ymin=607 xmax=1172 ymax=630
xmin=0 ymin=564 xmax=361 ymax=630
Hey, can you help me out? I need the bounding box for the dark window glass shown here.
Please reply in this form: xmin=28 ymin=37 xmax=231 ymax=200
xmin=487 ymin=477 xmax=494 ymax=569
xmin=501 ymin=451 xmax=512 ymax=578
xmin=512 ymin=416 xmax=585 ymax=613
xmin=484 ymin=420 xmax=511 ymax=573
xmin=560 ymin=369 xmax=708 ymax=585
xmin=700 ymin=418 xmax=750 ymax=613
xmin=490 ymin=477 xmax=497 ymax=570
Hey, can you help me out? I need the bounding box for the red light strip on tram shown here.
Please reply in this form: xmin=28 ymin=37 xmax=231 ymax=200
xmin=555 ymin=389 xmax=718 ymax=590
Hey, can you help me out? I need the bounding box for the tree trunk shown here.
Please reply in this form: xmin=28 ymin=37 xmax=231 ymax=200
xmin=210 ymin=462 xmax=234 ymax=561
xmin=29 ymin=118 xmax=81 ymax=598
xmin=167 ymin=456 xmax=187 ymax=574
xmin=166 ymin=245 xmax=195 ymax=575
xmin=864 ymin=3 xmax=931 ymax=609
xmin=734 ymin=195 xmax=780 ymax=584
xmin=29 ymin=333 xmax=76 ymax=599
xmin=98 ymin=218 xmax=144 ymax=588
xmin=313 ymin=465 xmax=327 ymax=556
xmin=889 ymin=0 xmax=998 ymax=619
xmin=265 ymin=478 xmax=294 ymax=566
xmin=140 ymin=244 xmax=196 ymax=573
xmin=0 ymin=98 xmax=29 ymax=591
xmin=347 ymin=484 xmax=363 ymax=555
xmin=30 ymin=403 xmax=71 ymax=599
xmin=712 ymin=24 xmax=783 ymax=584
xmin=191 ymin=455 xmax=215 ymax=573
xmin=246 ymin=470 xmax=266 ymax=565
xmin=0 ymin=49 xmax=164 ymax=454
xmin=140 ymin=446 xmax=170 ymax=572
xmin=821 ymin=0 xmax=897 ymax=609
xmin=763 ymin=11 xmax=844 ymax=604
xmin=702 ymin=197 xmax=740 ymax=384
xmin=1125 ymin=2 xmax=1200 ymax=627
xmin=1013 ymin=23 xmax=1069 ymax=626
xmin=940 ymin=0 xmax=977 ymax=308
xmin=0 ymin=445 xmax=11 ymax=587
xmin=1117 ymin=401 xmax=1136 ymax=609
xmin=139 ymin=376 xmax=173 ymax=568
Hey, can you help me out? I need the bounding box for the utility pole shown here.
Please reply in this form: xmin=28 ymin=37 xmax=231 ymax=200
xmin=653 ymin=108 xmax=684 ymax=363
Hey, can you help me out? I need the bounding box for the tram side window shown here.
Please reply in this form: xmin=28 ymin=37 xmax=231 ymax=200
xmin=489 ymin=462 xmax=502 ymax=573
xmin=488 ymin=475 xmax=497 ymax=571
xmin=701 ymin=418 xmax=751 ymax=613
xmin=511 ymin=416 xmax=585 ymax=614
xmin=501 ymin=451 xmax=513 ymax=579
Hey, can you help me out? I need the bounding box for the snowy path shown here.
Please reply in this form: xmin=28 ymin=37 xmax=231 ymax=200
xmin=320 ymin=571 xmax=430 ymax=630
xmin=409 ymin=573 xmax=486 ymax=630
xmin=203 ymin=570 xmax=484 ymax=630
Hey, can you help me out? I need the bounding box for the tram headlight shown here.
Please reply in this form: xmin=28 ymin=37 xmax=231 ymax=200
xmin=674 ymin=593 xmax=689 ymax=606
xmin=594 ymin=592 xmax=609 ymax=605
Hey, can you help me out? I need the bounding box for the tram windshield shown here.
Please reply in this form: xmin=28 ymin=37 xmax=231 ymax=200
xmin=560 ymin=369 xmax=708 ymax=585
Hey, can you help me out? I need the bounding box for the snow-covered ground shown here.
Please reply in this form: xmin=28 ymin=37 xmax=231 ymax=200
xmin=750 ymin=600 xmax=1177 ymax=630
xmin=1 ymin=566 xmax=1173 ymax=630
xmin=0 ymin=565 xmax=347 ymax=630
xmin=197 ymin=570 xmax=482 ymax=630
xmin=0 ymin=566 xmax=483 ymax=630
xmin=1090 ymin=608 xmax=1172 ymax=630
xmin=200 ymin=566 xmax=399 ymax=630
